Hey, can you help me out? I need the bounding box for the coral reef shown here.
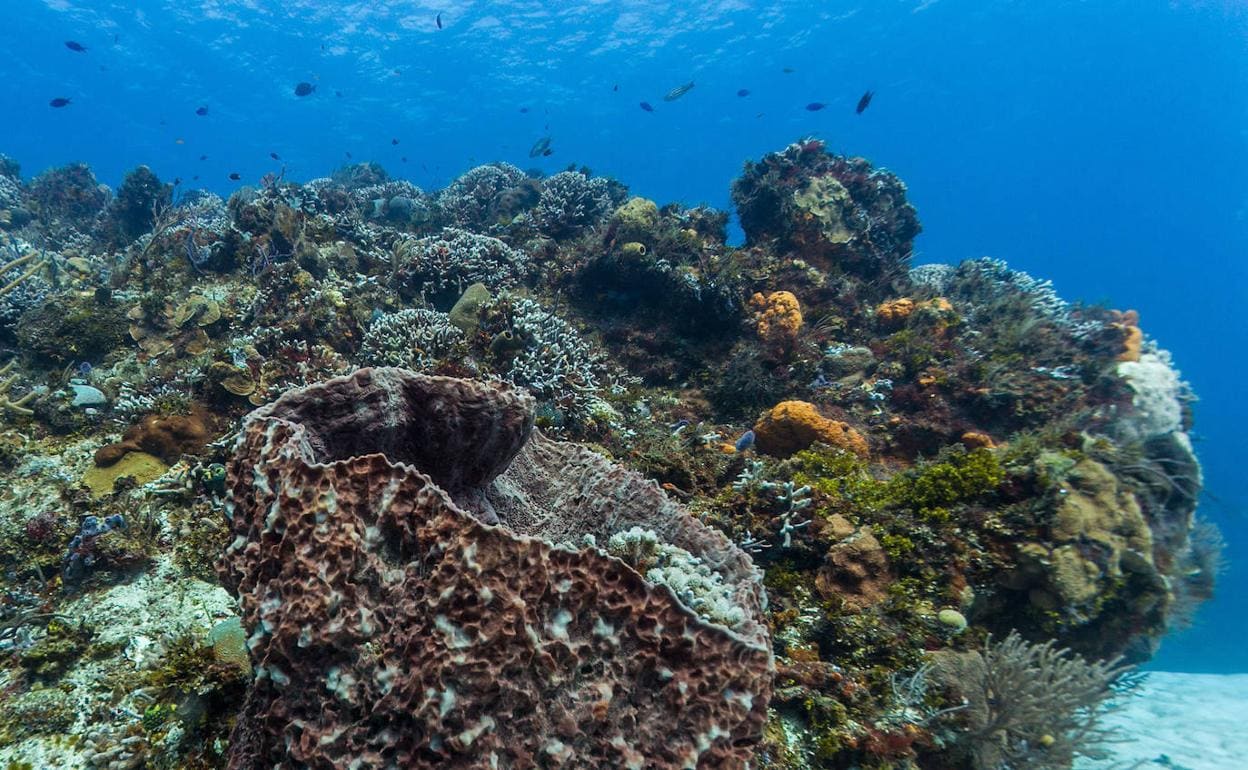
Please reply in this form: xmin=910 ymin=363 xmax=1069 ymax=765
xmin=218 ymin=369 xmax=772 ymax=768
xmin=0 ymin=139 xmax=1219 ymax=770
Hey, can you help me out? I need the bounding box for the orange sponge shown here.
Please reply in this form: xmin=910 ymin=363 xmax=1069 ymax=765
xmin=750 ymin=291 xmax=803 ymax=352
xmin=753 ymin=400 xmax=869 ymax=458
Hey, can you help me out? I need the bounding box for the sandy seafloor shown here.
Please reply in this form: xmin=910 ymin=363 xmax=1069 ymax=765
xmin=1075 ymin=672 xmax=1248 ymax=769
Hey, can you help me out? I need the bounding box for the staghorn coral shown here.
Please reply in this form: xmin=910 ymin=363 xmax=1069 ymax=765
xmin=218 ymin=368 xmax=773 ymax=769
xmin=753 ymin=400 xmax=869 ymax=458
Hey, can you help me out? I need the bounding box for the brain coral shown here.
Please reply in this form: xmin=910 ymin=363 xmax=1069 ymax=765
xmin=218 ymin=368 xmax=772 ymax=769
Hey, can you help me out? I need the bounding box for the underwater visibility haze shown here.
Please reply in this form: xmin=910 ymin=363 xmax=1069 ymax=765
xmin=0 ymin=1 xmax=1245 ymax=768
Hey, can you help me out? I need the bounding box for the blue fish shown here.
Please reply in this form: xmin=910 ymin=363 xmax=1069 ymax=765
xmin=639 ymin=101 xmax=654 ymax=112
xmin=735 ymin=430 xmax=756 ymax=452
xmin=806 ymin=102 xmax=827 ymax=111
xmin=737 ymin=89 xmax=750 ymax=97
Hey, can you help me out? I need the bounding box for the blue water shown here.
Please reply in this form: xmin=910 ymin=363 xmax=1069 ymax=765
xmin=2 ymin=0 xmax=1244 ymax=671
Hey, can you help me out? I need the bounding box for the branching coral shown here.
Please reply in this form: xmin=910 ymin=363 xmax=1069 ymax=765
xmin=532 ymin=170 xmax=619 ymax=236
xmin=358 ymin=308 xmax=465 ymax=370
xmin=0 ymin=359 xmax=36 ymax=416
xmin=436 ymin=162 xmax=528 ymax=228
xmin=393 ymin=227 xmax=529 ymax=297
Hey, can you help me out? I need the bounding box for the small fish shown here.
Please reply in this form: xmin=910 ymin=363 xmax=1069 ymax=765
xmin=806 ymin=102 xmax=827 ymax=111
xmin=195 ymin=106 xmax=208 ymax=116
xmin=542 ymin=148 xmax=552 ymax=157
xmin=49 ymin=97 xmax=71 ymax=108
xmin=734 ymin=430 xmax=756 ymax=453
xmin=612 ymin=84 xmax=619 ymax=92
xmin=391 ymin=138 xmax=400 ymax=145
xmin=335 ymin=90 xmax=343 ymax=97
xmin=192 ymin=175 xmax=199 ymax=181
xmin=172 ymin=177 xmax=182 ymax=186
xmin=269 ymin=152 xmax=281 ymax=160
xmin=737 ymin=88 xmax=750 ymax=97
xmin=65 ymin=40 xmax=87 ymax=52
xmin=436 ymin=12 xmax=443 ymax=29
xmin=663 ymin=81 xmax=695 ymax=102
xmin=294 ymin=81 xmax=316 ymax=97
xmin=199 ymin=154 xmax=208 ymax=160
xmin=345 ymin=151 xmax=353 ymax=159
xmin=401 ymin=156 xmax=408 ymax=163
xmin=393 ymin=69 xmax=401 ymax=76
xmin=228 ymin=172 xmax=241 ymax=180
xmin=519 ymin=106 xmax=529 ymax=113
xmin=856 ymin=90 xmax=874 ymax=114
xmin=528 ymin=136 xmax=552 ymax=158
xmin=782 ymin=67 xmax=795 ymax=74
xmin=639 ymin=101 xmax=654 ymax=112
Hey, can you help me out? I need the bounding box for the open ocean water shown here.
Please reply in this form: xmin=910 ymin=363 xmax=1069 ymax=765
xmin=0 ymin=1 xmax=1245 ymax=769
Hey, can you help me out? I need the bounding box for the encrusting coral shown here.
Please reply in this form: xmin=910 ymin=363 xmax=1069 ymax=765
xmin=218 ymin=368 xmax=773 ymax=769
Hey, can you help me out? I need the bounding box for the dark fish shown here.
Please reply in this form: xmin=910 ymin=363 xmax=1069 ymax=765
xmin=782 ymin=67 xmax=795 ymax=74
xmin=192 ymin=175 xmax=199 ymax=181
xmin=737 ymin=89 xmax=750 ymax=97
xmin=519 ymin=106 xmax=529 ymax=113
xmin=335 ymin=90 xmax=343 ymax=97
xmin=65 ymin=41 xmax=87 ymax=52
xmin=195 ymin=106 xmax=208 ymax=116
xmin=172 ymin=177 xmax=182 ymax=186
xmin=270 ymin=152 xmax=281 ymax=160
xmin=639 ymin=101 xmax=654 ymax=112
xmin=856 ymin=90 xmax=874 ymax=114
xmin=391 ymin=138 xmax=400 ymax=145
xmin=436 ymin=12 xmax=443 ymax=29
xmin=229 ymin=173 xmax=241 ymax=180
xmin=199 ymin=154 xmax=208 ymax=160
xmin=806 ymin=102 xmax=826 ymax=111
xmin=663 ymin=81 xmax=695 ymax=101
xmin=613 ymin=84 xmax=619 ymax=92
xmin=393 ymin=69 xmax=401 ymax=76
xmin=542 ymin=148 xmax=552 ymax=157
xmin=401 ymin=156 xmax=408 ymax=163
xmin=528 ymin=136 xmax=552 ymax=158
xmin=294 ymin=82 xmax=316 ymax=97
xmin=49 ymin=97 xmax=71 ymax=108
xmin=345 ymin=151 xmax=353 ymax=159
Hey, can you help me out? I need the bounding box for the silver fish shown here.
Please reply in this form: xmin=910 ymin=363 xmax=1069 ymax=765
xmin=663 ymin=81 xmax=695 ymax=102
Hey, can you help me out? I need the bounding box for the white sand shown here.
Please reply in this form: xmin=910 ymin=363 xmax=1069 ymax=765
xmin=1076 ymin=672 xmax=1248 ymax=769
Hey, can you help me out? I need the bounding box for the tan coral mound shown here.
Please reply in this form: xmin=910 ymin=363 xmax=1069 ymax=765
xmin=218 ymin=368 xmax=773 ymax=769
xmin=753 ymin=400 xmax=869 ymax=458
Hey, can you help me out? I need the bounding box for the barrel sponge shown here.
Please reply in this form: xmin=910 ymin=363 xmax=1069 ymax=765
xmin=753 ymin=399 xmax=869 ymax=458
xmin=217 ymin=367 xmax=773 ymax=769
